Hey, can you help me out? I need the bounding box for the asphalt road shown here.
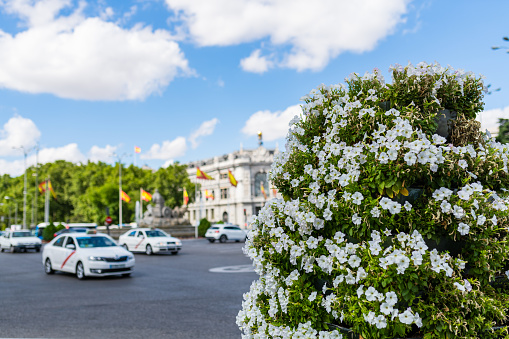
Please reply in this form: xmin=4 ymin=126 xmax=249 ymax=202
xmin=0 ymin=239 xmax=257 ymax=339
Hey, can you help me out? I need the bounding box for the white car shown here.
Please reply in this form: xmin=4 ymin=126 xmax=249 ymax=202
xmin=205 ymin=224 xmax=247 ymax=243
xmin=42 ymin=233 xmax=135 ymax=279
xmin=118 ymin=228 xmax=182 ymax=255
xmin=0 ymin=230 xmax=42 ymax=253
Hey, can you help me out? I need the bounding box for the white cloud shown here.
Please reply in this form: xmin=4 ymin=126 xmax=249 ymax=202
xmin=141 ymin=137 xmax=187 ymax=160
xmin=478 ymin=106 xmax=509 ymax=135
xmin=0 ymin=158 xmax=25 ymax=176
xmin=188 ymin=118 xmax=219 ymax=149
xmin=242 ymin=105 xmax=302 ymax=141
xmin=0 ymin=0 xmax=192 ymax=100
xmin=240 ymin=49 xmax=273 ymax=73
xmin=88 ymin=144 xmax=117 ymax=163
xmin=37 ymin=143 xmax=87 ymax=164
xmin=165 ymin=0 xmax=410 ymax=71
xmin=0 ymin=115 xmax=41 ymax=156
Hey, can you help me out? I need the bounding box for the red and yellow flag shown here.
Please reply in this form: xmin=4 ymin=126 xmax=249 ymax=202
xmin=183 ymin=188 xmax=189 ymax=206
xmin=121 ymin=190 xmax=131 ymax=203
xmin=196 ymin=167 xmax=213 ymax=180
xmin=228 ymin=170 xmax=237 ymax=187
xmin=205 ymin=189 xmax=214 ymax=200
xmin=39 ymin=180 xmax=57 ymax=199
xmin=261 ymin=182 xmax=267 ymax=200
xmin=141 ymin=189 xmax=152 ymax=202
xmin=134 ymin=146 xmax=141 ymax=154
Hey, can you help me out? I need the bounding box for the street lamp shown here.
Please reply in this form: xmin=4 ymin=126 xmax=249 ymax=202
xmin=111 ymin=153 xmax=130 ymax=228
xmin=14 ymin=145 xmax=33 ymax=229
xmin=4 ymin=196 xmax=12 ymax=228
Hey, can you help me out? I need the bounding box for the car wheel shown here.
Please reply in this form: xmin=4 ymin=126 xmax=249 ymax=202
xmin=171 ymin=251 xmax=178 ymax=255
xmin=35 ymin=247 xmax=41 ymax=252
xmin=122 ymin=273 xmax=131 ymax=278
xmin=0 ymin=246 xmax=3 ymax=252
xmin=219 ymin=235 xmax=227 ymax=243
xmin=145 ymin=244 xmax=153 ymax=255
xmin=76 ymin=262 xmax=86 ymax=280
xmin=10 ymin=245 xmax=16 ymax=253
xmin=208 ymin=239 xmax=215 ymax=243
xmin=44 ymin=258 xmax=54 ymax=274
xmin=122 ymin=244 xmax=129 ymax=251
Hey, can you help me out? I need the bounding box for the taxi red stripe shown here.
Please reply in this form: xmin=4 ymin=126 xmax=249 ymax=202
xmin=134 ymin=239 xmax=144 ymax=249
xmin=61 ymin=250 xmax=76 ymax=269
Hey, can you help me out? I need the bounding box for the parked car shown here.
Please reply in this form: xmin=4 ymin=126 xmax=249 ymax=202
xmin=0 ymin=230 xmax=42 ymax=252
xmin=42 ymin=233 xmax=134 ymax=279
xmin=118 ymin=228 xmax=182 ymax=255
xmin=54 ymin=227 xmax=89 ymax=238
xmin=205 ymin=224 xmax=247 ymax=243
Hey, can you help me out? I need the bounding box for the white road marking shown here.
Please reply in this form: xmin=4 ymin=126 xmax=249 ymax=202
xmin=209 ymin=264 xmax=254 ymax=273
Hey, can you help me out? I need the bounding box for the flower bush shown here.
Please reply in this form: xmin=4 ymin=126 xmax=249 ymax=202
xmin=237 ymin=62 xmax=509 ymax=339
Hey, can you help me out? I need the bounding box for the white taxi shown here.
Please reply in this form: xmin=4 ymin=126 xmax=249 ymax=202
xmin=118 ymin=228 xmax=182 ymax=255
xmin=0 ymin=230 xmax=42 ymax=252
xmin=42 ymin=233 xmax=135 ymax=279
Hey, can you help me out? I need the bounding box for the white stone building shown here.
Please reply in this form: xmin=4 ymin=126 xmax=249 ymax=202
xmin=185 ymin=144 xmax=278 ymax=228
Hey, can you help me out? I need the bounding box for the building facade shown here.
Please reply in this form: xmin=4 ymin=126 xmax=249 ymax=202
xmin=185 ymin=145 xmax=278 ymax=228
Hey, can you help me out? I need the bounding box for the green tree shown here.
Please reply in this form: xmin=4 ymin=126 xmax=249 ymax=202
xmin=496 ymin=118 xmax=509 ymax=143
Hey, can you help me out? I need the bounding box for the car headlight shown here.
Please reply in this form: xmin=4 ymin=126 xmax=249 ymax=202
xmin=128 ymin=255 xmax=134 ymax=260
xmin=157 ymin=242 xmax=166 ymax=246
xmin=88 ymin=256 xmax=105 ymax=261
xmin=176 ymin=240 xmax=182 ymax=246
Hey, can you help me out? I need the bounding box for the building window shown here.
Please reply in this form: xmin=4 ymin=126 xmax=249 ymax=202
xmin=193 ymin=210 xmax=196 ymax=221
xmin=221 ymin=188 xmax=228 ymax=199
xmin=254 ymin=172 xmax=268 ymax=197
xmin=220 ymin=173 xmax=228 ymax=179
xmin=211 ymin=209 xmax=214 ymax=220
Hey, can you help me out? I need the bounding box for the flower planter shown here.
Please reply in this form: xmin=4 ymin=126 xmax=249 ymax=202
xmin=434 ymin=109 xmax=457 ymax=139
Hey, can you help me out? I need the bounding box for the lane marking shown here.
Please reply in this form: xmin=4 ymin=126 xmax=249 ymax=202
xmin=209 ymin=265 xmax=254 ymax=273
xmin=61 ymin=250 xmax=76 ymax=269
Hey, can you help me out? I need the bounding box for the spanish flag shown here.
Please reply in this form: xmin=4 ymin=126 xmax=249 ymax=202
xmin=205 ymin=189 xmax=214 ymax=200
xmin=134 ymin=146 xmax=141 ymax=154
xmin=141 ymin=188 xmax=152 ymax=202
xmin=121 ymin=190 xmax=131 ymax=203
xmin=39 ymin=180 xmax=57 ymax=199
xmin=197 ymin=167 xmax=213 ymax=180
xmin=228 ymin=170 xmax=237 ymax=187
xmin=260 ymin=182 xmax=267 ymax=200
xmin=183 ymin=188 xmax=189 ymax=206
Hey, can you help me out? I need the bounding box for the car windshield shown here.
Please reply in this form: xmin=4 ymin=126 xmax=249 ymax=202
xmin=68 ymin=229 xmax=87 ymax=233
xmin=76 ymin=236 xmax=117 ymax=248
xmin=145 ymin=230 xmax=168 ymax=237
xmin=13 ymin=231 xmax=32 ymax=237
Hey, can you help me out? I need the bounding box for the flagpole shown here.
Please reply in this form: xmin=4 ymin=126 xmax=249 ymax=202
xmin=195 ymin=177 xmax=198 ymax=238
xmin=119 ymin=161 xmax=122 ymax=228
xmin=140 ymin=188 xmax=143 ymax=222
xmin=44 ymin=177 xmax=49 ymax=223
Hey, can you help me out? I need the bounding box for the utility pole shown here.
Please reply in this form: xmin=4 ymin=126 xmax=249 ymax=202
xmin=111 ymin=153 xmax=129 ymax=228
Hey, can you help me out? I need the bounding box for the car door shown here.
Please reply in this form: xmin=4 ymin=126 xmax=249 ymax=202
xmin=0 ymin=233 xmax=8 ymax=248
xmin=60 ymin=236 xmax=78 ymax=273
xmin=132 ymin=230 xmax=146 ymax=251
xmin=48 ymin=236 xmax=67 ymax=269
xmin=123 ymin=230 xmax=137 ymax=251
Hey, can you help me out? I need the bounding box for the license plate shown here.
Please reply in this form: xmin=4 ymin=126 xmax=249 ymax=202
xmin=110 ymin=264 xmax=125 ymax=268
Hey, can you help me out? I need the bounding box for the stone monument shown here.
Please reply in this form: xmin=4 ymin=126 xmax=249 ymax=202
xmin=139 ymin=188 xmax=194 ymax=236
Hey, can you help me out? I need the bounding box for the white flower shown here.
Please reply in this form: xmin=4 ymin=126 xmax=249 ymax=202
xmin=385 ymin=291 xmax=398 ymax=306
xmin=380 ymin=302 xmax=393 ymax=315
xmin=364 ymin=287 xmax=379 ymax=301
xmin=404 ymin=152 xmax=417 ymax=165
xmin=380 ymin=197 xmax=392 ymax=210
xmin=371 ymin=207 xmax=381 ymax=217
xmin=491 ymin=215 xmax=498 ymax=225
xmin=357 ymin=285 xmax=364 ymax=298
xmin=477 ymin=215 xmax=486 ymax=226
xmin=352 ymin=213 xmax=362 ymax=225
xmin=440 ymin=200 xmax=452 ymax=213
xmin=398 ymin=309 xmax=414 ymax=325
xmin=388 ymin=202 xmax=402 ymax=215
xmin=375 ymin=315 xmax=387 ymax=329
xmin=454 ymin=282 xmax=466 ymax=292
xmin=323 ymin=208 xmax=332 ymax=221
xmin=404 ymin=201 xmax=412 ymax=211
xmin=308 ymin=292 xmax=317 ymax=301
xmin=506 ymin=270 xmax=509 ymax=279
xmin=458 ymin=159 xmax=468 ymax=169
xmin=348 ymin=254 xmax=361 ymax=268
xmin=378 ymin=152 xmax=389 ymax=164
xmin=452 ymin=205 xmax=465 ymax=219
xmin=432 ymin=134 xmax=446 ymax=144
xmin=458 ymin=222 xmax=470 ymax=236
xmin=351 ymin=192 xmax=364 ymax=205
xmin=458 ymin=190 xmax=471 ymax=201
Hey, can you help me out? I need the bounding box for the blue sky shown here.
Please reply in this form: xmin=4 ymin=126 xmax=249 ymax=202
xmin=0 ymin=0 xmax=508 ymax=176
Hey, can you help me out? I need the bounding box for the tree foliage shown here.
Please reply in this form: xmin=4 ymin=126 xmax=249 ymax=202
xmin=496 ymin=118 xmax=509 ymax=144
xmin=0 ymin=161 xmax=195 ymax=228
